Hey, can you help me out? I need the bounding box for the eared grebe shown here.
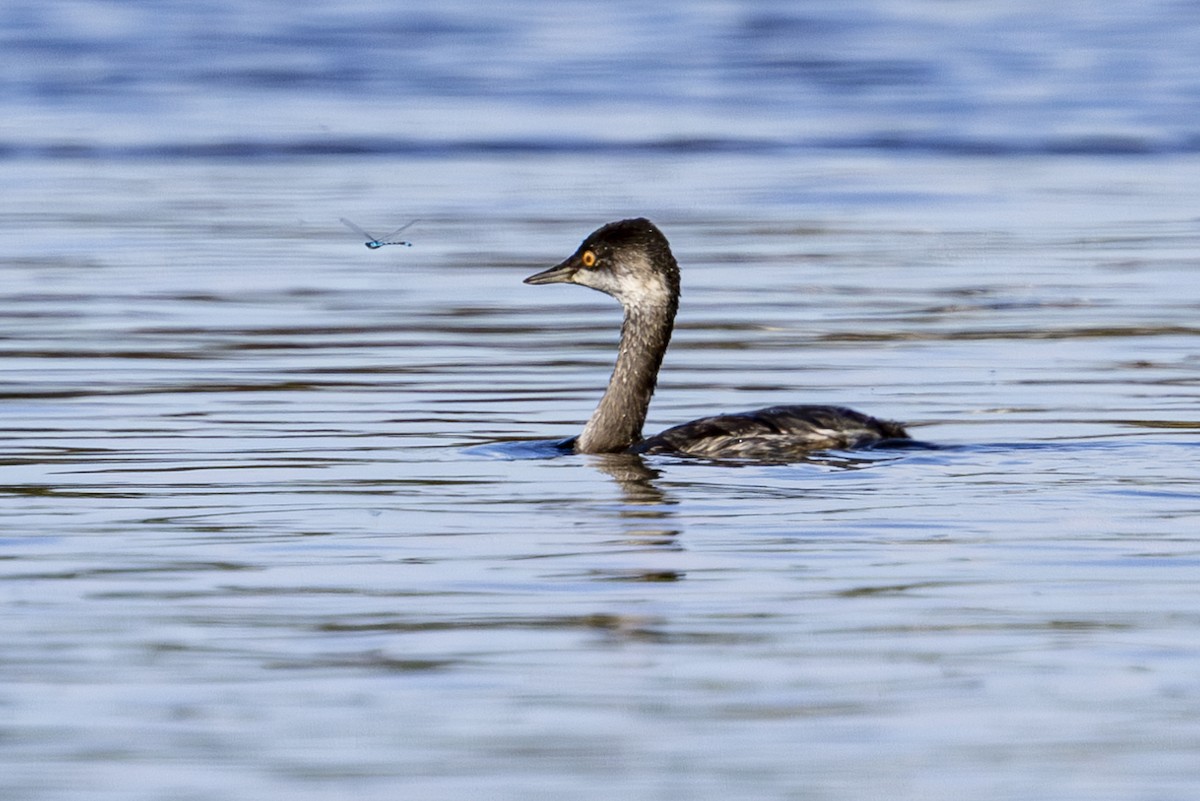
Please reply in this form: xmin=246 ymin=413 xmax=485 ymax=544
xmin=524 ymin=218 xmax=908 ymax=459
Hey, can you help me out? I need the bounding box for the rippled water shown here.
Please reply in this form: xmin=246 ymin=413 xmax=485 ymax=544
xmin=4 ymin=2 xmax=1200 ymax=800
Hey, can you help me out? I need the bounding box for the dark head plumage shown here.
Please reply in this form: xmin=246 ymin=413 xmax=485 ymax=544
xmin=524 ymin=218 xmax=680 ymax=308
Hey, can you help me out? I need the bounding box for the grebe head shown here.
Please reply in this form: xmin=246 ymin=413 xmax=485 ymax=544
xmin=524 ymin=217 xmax=680 ymax=309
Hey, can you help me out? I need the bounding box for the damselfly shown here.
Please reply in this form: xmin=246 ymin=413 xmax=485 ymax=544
xmin=340 ymin=218 xmax=417 ymax=249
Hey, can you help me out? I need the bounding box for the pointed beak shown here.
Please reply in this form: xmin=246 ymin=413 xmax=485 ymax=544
xmin=524 ymin=256 xmax=578 ymax=285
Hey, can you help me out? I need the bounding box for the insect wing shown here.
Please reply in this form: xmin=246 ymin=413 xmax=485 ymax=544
xmin=339 ymin=217 xmax=379 ymax=243
xmin=379 ymin=219 xmax=418 ymax=244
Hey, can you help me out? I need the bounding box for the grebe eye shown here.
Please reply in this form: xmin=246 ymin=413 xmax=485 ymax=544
xmin=581 ymin=250 xmax=597 ymax=268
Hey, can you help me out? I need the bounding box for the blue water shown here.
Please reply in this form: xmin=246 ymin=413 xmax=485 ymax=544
xmin=5 ymin=0 xmax=1200 ymax=158
xmin=3 ymin=2 xmax=1200 ymax=800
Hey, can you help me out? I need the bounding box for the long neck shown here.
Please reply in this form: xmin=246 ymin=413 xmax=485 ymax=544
xmin=576 ymin=300 xmax=676 ymax=453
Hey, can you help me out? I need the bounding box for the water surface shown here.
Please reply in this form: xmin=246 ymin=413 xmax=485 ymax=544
xmin=3 ymin=2 xmax=1200 ymax=800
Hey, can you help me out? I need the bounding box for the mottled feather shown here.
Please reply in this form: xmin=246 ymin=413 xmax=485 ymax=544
xmin=636 ymin=404 xmax=908 ymax=459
